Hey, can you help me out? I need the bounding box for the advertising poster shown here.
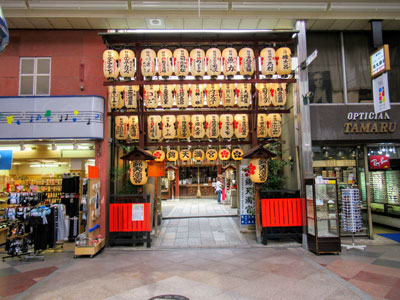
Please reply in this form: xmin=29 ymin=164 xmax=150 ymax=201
xmin=239 ymin=164 xmax=255 ymax=225
xmin=373 ymin=73 xmax=391 ymax=114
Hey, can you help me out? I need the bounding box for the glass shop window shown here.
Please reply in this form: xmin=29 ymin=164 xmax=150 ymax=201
xmin=307 ymin=32 xmax=344 ymax=104
xmin=19 ymin=57 xmax=51 ymax=96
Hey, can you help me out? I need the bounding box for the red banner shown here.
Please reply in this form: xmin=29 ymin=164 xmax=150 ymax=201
xmin=369 ymin=155 xmax=390 ymax=170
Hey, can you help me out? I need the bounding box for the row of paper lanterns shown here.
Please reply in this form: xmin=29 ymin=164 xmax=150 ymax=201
xmin=152 ymin=147 xmax=244 ymax=162
xmin=109 ymin=82 xmax=286 ymax=110
xmin=103 ymin=46 xmax=292 ymax=80
xmin=115 ymin=113 xmax=282 ymax=141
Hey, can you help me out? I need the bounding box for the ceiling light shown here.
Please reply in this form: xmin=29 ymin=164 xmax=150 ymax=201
xmin=29 ymin=1 xmax=129 ymax=10
xmin=232 ymin=2 xmax=328 ymax=11
xmin=51 ymin=142 xmax=57 ymax=151
xmin=329 ymin=2 xmax=400 ymax=11
xmin=20 ymin=143 xmax=26 ymax=151
xmin=132 ymin=1 xmax=229 ymax=11
xmin=0 ymin=0 xmax=26 ymax=9
xmin=73 ymin=142 xmax=79 ymax=150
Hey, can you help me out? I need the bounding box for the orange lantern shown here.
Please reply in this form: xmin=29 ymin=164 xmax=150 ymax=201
xmin=222 ymin=47 xmax=237 ymax=78
xmin=221 ymin=83 xmax=236 ymax=108
xmin=257 ymin=83 xmax=271 ymax=107
xmin=175 ymin=84 xmax=189 ymax=109
xmin=190 ymin=84 xmax=204 ymax=108
xmin=191 ymin=115 xmax=205 ymax=139
xmin=220 ymin=114 xmax=234 ymax=139
xmin=260 ymin=47 xmax=276 ymax=77
xmin=219 ymin=148 xmax=231 ymax=161
xmin=239 ymin=47 xmax=255 ymax=77
xmin=173 ymin=48 xmax=189 ymax=78
xmin=160 ymin=84 xmax=174 ymax=109
xmin=130 ymin=160 xmax=148 ymax=185
xmin=190 ymin=48 xmax=206 ymax=78
xmin=144 ymin=85 xmax=159 ymax=109
xmin=234 ymin=114 xmax=249 ymax=139
xmin=249 ymin=158 xmax=268 ymax=183
xmin=205 ymin=83 xmax=220 ymax=108
xmin=108 ymin=86 xmax=124 ymax=110
xmin=273 ymin=83 xmax=287 ymax=106
xmin=237 ymin=83 xmax=251 ymax=108
xmin=128 ymin=116 xmax=139 ymax=140
xmin=166 ymin=149 xmax=179 ymax=162
xmin=176 ymin=115 xmax=191 ymax=139
xmin=193 ymin=148 xmax=205 ymax=161
xmin=180 ymin=149 xmax=192 ymax=162
xmin=232 ymin=148 xmax=244 ymax=161
xmin=115 ymin=116 xmax=129 ymax=140
xmin=141 ymin=48 xmax=156 ymax=79
xmin=123 ymin=85 xmax=139 ymax=109
xmin=157 ymin=48 xmax=173 ymax=78
xmin=257 ymin=114 xmax=268 ymax=138
xmin=267 ymin=113 xmax=282 ymax=138
xmin=103 ymin=49 xmax=119 ymax=80
xmin=206 ymin=47 xmax=221 ymax=78
xmin=119 ymin=49 xmax=135 ymax=79
xmin=276 ymin=47 xmax=292 ymax=77
xmin=206 ymin=149 xmax=218 ymax=161
xmin=153 ymin=149 xmax=165 ymax=162
xmin=162 ymin=115 xmax=176 ymax=140
xmin=147 ymin=115 xmax=162 ymax=141
xmin=205 ymin=114 xmax=219 ymax=139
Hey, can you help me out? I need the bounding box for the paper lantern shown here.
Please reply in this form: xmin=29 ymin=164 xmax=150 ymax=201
xmin=153 ymin=149 xmax=165 ymax=162
xmin=219 ymin=114 xmax=234 ymax=139
xmin=130 ymin=160 xmax=148 ymax=185
xmin=167 ymin=169 xmax=175 ymax=180
xmin=193 ymin=149 xmax=205 ymax=161
xmin=176 ymin=115 xmax=191 ymax=139
xmin=239 ymin=47 xmax=255 ymax=77
xmin=108 ymin=86 xmax=124 ymax=110
xmin=206 ymin=149 xmax=218 ymax=161
xmin=141 ymin=48 xmax=156 ymax=79
xmin=119 ymin=49 xmax=135 ymax=79
xmin=147 ymin=115 xmax=162 ymax=141
xmin=257 ymin=83 xmax=271 ymax=107
xmin=219 ymin=148 xmax=231 ymax=161
xmin=221 ymin=83 xmax=236 ymax=107
xmin=206 ymin=47 xmax=221 ymax=78
xmin=257 ymin=114 xmax=268 ymax=138
xmin=166 ymin=149 xmax=179 ymax=162
xmin=157 ymin=48 xmax=173 ymax=78
xmin=128 ymin=116 xmax=139 ymax=140
xmin=103 ymin=49 xmax=119 ymax=80
xmin=123 ymin=85 xmax=139 ymax=109
xmin=234 ymin=114 xmax=249 ymax=139
xmin=205 ymin=114 xmax=219 ymax=139
xmin=160 ymin=84 xmax=174 ymax=109
xmin=260 ymin=47 xmax=276 ymax=77
xmin=180 ymin=149 xmax=192 ymax=162
xmin=175 ymin=84 xmax=189 ymax=109
xmin=191 ymin=115 xmax=205 ymax=139
xmin=249 ymin=158 xmax=268 ymax=183
xmin=162 ymin=115 xmax=176 ymax=140
xmin=222 ymin=47 xmax=237 ymax=78
xmin=173 ymin=48 xmax=189 ymax=78
xmin=237 ymin=83 xmax=251 ymax=108
xmin=190 ymin=48 xmax=205 ymax=78
xmin=144 ymin=85 xmax=159 ymax=109
xmin=273 ymin=83 xmax=287 ymax=106
xmin=190 ymin=84 xmax=204 ymax=108
xmin=269 ymin=83 xmax=277 ymax=106
xmin=115 ymin=116 xmax=129 ymax=140
xmin=276 ymin=47 xmax=292 ymax=77
xmin=205 ymin=83 xmax=220 ymax=108
xmin=232 ymin=148 xmax=244 ymax=161
xmin=267 ymin=113 xmax=282 ymax=138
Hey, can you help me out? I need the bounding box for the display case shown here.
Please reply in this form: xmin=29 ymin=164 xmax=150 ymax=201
xmin=305 ymin=178 xmax=341 ymax=254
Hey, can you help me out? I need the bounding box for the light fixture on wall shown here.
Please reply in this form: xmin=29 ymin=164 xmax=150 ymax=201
xmin=232 ymin=2 xmax=328 ymax=11
xmin=20 ymin=142 xmax=26 ymax=151
xmin=29 ymin=0 xmax=129 ymax=10
xmin=51 ymin=142 xmax=57 ymax=151
xmin=132 ymin=1 xmax=229 ymax=11
xmin=329 ymin=2 xmax=400 ymax=11
xmin=73 ymin=141 xmax=79 ymax=150
xmin=0 ymin=0 xmax=27 ymax=9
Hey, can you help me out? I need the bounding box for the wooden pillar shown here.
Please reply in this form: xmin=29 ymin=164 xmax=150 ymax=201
xmin=175 ymin=167 xmax=179 ymax=198
xmin=254 ymin=183 xmax=261 ymax=243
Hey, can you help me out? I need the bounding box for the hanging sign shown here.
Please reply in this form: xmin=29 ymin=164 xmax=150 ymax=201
xmin=373 ymin=72 xmax=391 ymax=114
xmin=0 ymin=150 xmax=13 ymax=170
xmin=369 ymin=155 xmax=390 ymax=170
xmin=370 ymin=44 xmax=390 ymax=78
xmin=240 ymin=164 xmax=255 ymax=225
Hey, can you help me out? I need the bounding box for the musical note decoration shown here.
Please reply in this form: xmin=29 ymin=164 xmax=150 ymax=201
xmin=73 ymin=110 xmax=79 ymax=122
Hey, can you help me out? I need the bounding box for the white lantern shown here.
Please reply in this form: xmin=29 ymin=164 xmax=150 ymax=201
xmin=206 ymin=114 xmax=219 ymax=139
xmin=103 ymin=49 xmax=119 ymax=80
xmin=130 ymin=160 xmax=148 ymax=185
xmin=173 ymin=48 xmax=189 ymax=78
xmin=162 ymin=115 xmax=176 ymax=140
xmin=175 ymin=84 xmax=189 ymax=109
xmin=234 ymin=114 xmax=249 ymax=139
xmin=249 ymin=158 xmax=268 ymax=183
xmin=119 ymin=49 xmax=135 ymax=79
xmin=190 ymin=48 xmax=206 ymax=78
xmin=128 ymin=116 xmax=139 ymax=140
xmin=160 ymin=84 xmax=174 ymax=109
xmin=222 ymin=47 xmax=237 ymax=78
xmin=205 ymin=83 xmax=220 ymax=108
xmin=144 ymin=85 xmax=159 ymax=109
xmin=206 ymin=47 xmax=222 ymax=78
xmin=157 ymin=48 xmax=173 ymax=78
xmin=221 ymin=83 xmax=236 ymax=108
xmin=123 ymin=85 xmax=139 ymax=109
xmin=239 ymin=47 xmax=255 ymax=77
xmin=276 ymin=47 xmax=292 ymax=77
xmin=190 ymin=84 xmax=205 ymax=108
xmin=141 ymin=48 xmax=156 ymax=79
xmin=260 ymin=47 xmax=276 ymax=77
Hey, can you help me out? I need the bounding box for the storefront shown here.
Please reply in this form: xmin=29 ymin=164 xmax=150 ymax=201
xmin=310 ymin=104 xmax=400 ymax=236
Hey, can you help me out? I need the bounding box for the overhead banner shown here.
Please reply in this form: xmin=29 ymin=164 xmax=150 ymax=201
xmin=0 ymin=96 xmax=104 ymax=140
xmin=0 ymin=150 xmax=12 ymax=170
xmin=373 ymin=72 xmax=391 ymax=114
xmin=239 ymin=164 xmax=255 ymax=225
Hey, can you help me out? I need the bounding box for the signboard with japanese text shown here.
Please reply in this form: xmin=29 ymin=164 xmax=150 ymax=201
xmin=239 ymin=164 xmax=255 ymax=225
xmin=373 ymin=72 xmax=391 ymax=114
xmin=370 ymin=44 xmax=390 ymax=78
